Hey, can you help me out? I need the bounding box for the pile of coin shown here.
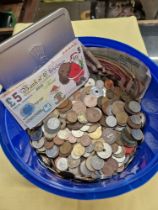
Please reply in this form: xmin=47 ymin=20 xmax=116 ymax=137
xmin=28 ymin=77 xmax=146 ymax=181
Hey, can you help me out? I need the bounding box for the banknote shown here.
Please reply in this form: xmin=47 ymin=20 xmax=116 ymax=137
xmin=0 ymin=39 xmax=89 ymax=129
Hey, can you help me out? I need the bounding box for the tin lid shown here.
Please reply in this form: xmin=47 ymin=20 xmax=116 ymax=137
xmin=0 ymin=8 xmax=75 ymax=89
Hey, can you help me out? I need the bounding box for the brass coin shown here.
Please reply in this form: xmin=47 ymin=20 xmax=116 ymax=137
xmin=59 ymin=142 xmax=72 ymax=155
xmin=66 ymin=110 xmax=78 ymax=123
xmin=73 ymin=143 xmax=85 ymax=156
xmin=86 ymin=107 xmax=102 ymax=123
xmin=116 ymin=112 xmax=128 ymax=126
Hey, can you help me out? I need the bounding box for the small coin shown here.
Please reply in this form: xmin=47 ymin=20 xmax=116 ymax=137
xmin=53 ymin=136 xmax=64 ymax=146
xmin=72 ymin=130 xmax=84 ymax=138
xmin=128 ymin=101 xmax=141 ymax=113
xmin=59 ymin=100 xmax=72 ymax=113
xmin=57 ymin=128 xmax=71 ymax=139
xmin=91 ymin=155 xmax=104 ymax=170
xmin=116 ymin=112 xmax=128 ymax=126
xmin=80 ymin=124 xmax=90 ymax=132
xmin=68 ymin=155 xmax=81 ymax=168
xmin=94 ymin=141 xmax=104 ymax=152
xmin=80 ymin=160 xmax=91 ymax=177
xmin=28 ymin=127 xmax=43 ymax=141
xmin=60 ymin=118 xmax=67 ymax=130
xmin=46 ymin=145 xmax=59 ymax=158
xmin=72 ymin=101 xmax=86 ymax=114
xmin=78 ymin=113 xmax=88 ymax=124
xmin=66 ymin=110 xmax=78 ymax=123
xmin=88 ymin=123 xmax=100 ymax=133
xmin=79 ymin=134 xmax=92 ymax=147
xmin=60 ymin=142 xmax=72 ymax=155
xmin=55 ymin=157 xmax=68 ymax=171
xmin=112 ymin=100 xmax=125 ymax=115
xmin=44 ymin=139 xmax=54 ymax=149
xmin=85 ymin=78 xmax=95 ymax=87
xmin=44 ymin=117 xmax=61 ymax=134
xmin=91 ymin=87 xmax=104 ymax=97
xmin=88 ymin=126 xmax=102 ymax=140
xmin=67 ymin=134 xmax=77 ymax=144
xmin=31 ymin=137 xmax=45 ymax=149
xmin=86 ymin=156 xmax=95 ymax=171
xmin=96 ymin=80 xmax=104 ymax=88
xmin=131 ymin=129 xmax=144 ymax=141
xmin=104 ymin=80 xmax=114 ymax=89
xmin=58 ymin=99 xmax=69 ymax=109
xmin=105 ymin=116 xmax=117 ymax=127
xmin=102 ymin=128 xmax=117 ymax=144
xmin=97 ymin=142 xmax=112 ymax=159
xmin=83 ymin=95 xmax=98 ymax=107
xmin=73 ymin=143 xmax=85 ymax=156
xmin=67 ymin=122 xmax=83 ymax=130
xmin=106 ymin=89 xmax=114 ymax=99
xmin=85 ymin=143 xmax=94 ymax=153
xmin=86 ymin=107 xmax=102 ymax=123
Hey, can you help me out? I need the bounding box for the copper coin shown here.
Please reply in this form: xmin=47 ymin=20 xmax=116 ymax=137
xmin=102 ymin=101 xmax=110 ymax=114
xmin=113 ymin=86 xmax=121 ymax=97
xmin=58 ymin=99 xmax=69 ymax=109
xmin=66 ymin=110 xmax=78 ymax=123
xmin=67 ymin=122 xmax=83 ymax=130
xmin=53 ymin=136 xmax=64 ymax=146
xmin=97 ymin=96 xmax=109 ymax=108
xmin=116 ymin=112 xmax=128 ymax=126
xmin=102 ymin=128 xmax=117 ymax=144
xmin=120 ymin=91 xmax=131 ymax=102
xmin=44 ymin=139 xmax=54 ymax=149
xmin=59 ymin=100 xmax=72 ymax=113
xmin=112 ymin=100 xmax=125 ymax=115
xmin=72 ymin=101 xmax=86 ymax=114
xmin=99 ymin=115 xmax=107 ymax=127
xmin=83 ymin=95 xmax=98 ymax=107
xmin=86 ymin=107 xmax=102 ymax=123
xmin=94 ymin=141 xmax=104 ymax=152
xmin=106 ymin=89 xmax=115 ymax=99
xmin=59 ymin=142 xmax=72 ymax=155
xmin=88 ymin=123 xmax=100 ymax=133
xmin=104 ymin=79 xmax=114 ymax=89
xmin=78 ymin=134 xmax=92 ymax=147
xmin=106 ymin=158 xmax=118 ymax=171
xmin=102 ymin=164 xmax=114 ymax=177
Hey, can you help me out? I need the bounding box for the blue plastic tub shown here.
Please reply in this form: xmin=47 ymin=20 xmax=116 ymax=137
xmin=1 ymin=37 xmax=158 ymax=200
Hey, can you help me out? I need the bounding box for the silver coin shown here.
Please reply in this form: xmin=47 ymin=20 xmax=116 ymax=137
xmin=31 ymin=137 xmax=45 ymax=149
xmin=46 ymin=145 xmax=59 ymax=158
xmin=131 ymin=129 xmax=144 ymax=141
xmin=90 ymin=86 xmax=104 ymax=97
xmin=105 ymin=116 xmax=117 ymax=127
xmin=86 ymin=156 xmax=96 ymax=171
xmin=139 ymin=112 xmax=146 ymax=127
xmin=95 ymin=80 xmax=104 ymax=88
xmin=91 ymin=171 xmax=101 ymax=179
xmin=91 ymin=155 xmax=104 ymax=170
xmin=97 ymin=143 xmax=112 ymax=159
xmin=112 ymin=155 xmax=126 ymax=163
xmin=55 ymin=157 xmax=68 ymax=171
xmin=85 ymin=143 xmax=94 ymax=153
xmin=128 ymin=101 xmax=141 ymax=113
xmin=68 ymin=155 xmax=81 ymax=168
xmin=102 ymin=128 xmax=117 ymax=144
xmin=105 ymin=105 xmax=113 ymax=116
xmin=80 ymin=160 xmax=91 ymax=177
xmin=44 ymin=117 xmax=61 ymax=134
xmin=28 ymin=127 xmax=43 ymax=141
xmin=130 ymin=115 xmax=141 ymax=125
xmin=69 ymin=167 xmax=81 ymax=177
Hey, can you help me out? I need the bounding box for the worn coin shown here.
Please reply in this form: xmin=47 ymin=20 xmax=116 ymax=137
xmin=68 ymin=155 xmax=81 ymax=168
xmin=44 ymin=139 xmax=54 ymax=149
xmin=53 ymin=136 xmax=64 ymax=145
xmin=86 ymin=107 xmax=102 ymax=123
xmin=72 ymin=130 xmax=84 ymax=138
xmin=80 ymin=160 xmax=91 ymax=177
xmin=83 ymin=95 xmax=98 ymax=107
xmin=73 ymin=143 xmax=85 ymax=156
xmin=86 ymin=156 xmax=95 ymax=171
xmin=31 ymin=137 xmax=45 ymax=149
xmin=57 ymin=128 xmax=71 ymax=139
xmin=44 ymin=117 xmax=61 ymax=134
xmin=131 ymin=129 xmax=144 ymax=141
xmin=46 ymin=145 xmax=59 ymax=158
xmin=91 ymin=87 xmax=104 ymax=97
xmin=60 ymin=118 xmax=67 ymax=130
xmin=116 ymin=112 xmax=128 ymax=126
xmin=128 ymin=101 xmax=141 ymax=113
xmin=28 ymin=127 xmax=43 ymax=141
xmin=80 ymin=124 xmax=91 ymax=132
xmin=106 ymin=116 xmax=117 ymax=127
xmin=104 ymin=80 xmax=114 ymax=89
xmin=96 ymin=80 xmax=104 ymax=88
xmin=72 ymin=101 xmax=86 ymax=114
xmin=79 ymin=134 xmax=92 ymax=147
xmin=78 ymin=113 xmax=88 ymax=124
xmin=60 ymin=142 xmax=72 ymax=155
xmin=102 ymin=128 xmax=117 ymax=144
xmin=66 ymin=110 xmax=78 ymax=123
xmin=94 ymin=141 xmax=104 ymax=152
xmin=91 ymin=155 xmax=104 ymax=170
xmin=88 ymin=126 xmax=102 ymax=140
xmin=55 ymin=157 xmax=68 ymax=171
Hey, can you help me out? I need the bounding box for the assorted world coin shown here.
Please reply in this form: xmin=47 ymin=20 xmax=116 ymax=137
xmin=27 ymin=77 xmax=146 ymax=181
